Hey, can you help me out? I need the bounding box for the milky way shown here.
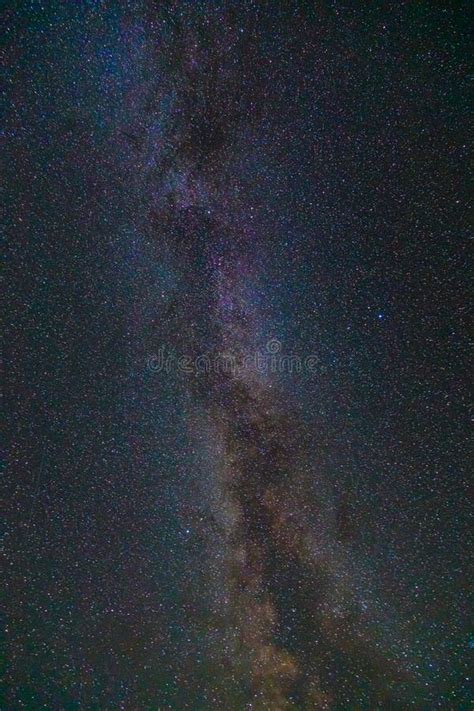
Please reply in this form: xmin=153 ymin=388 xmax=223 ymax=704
xmin=4 ymin=2 xmax=470 ymax=709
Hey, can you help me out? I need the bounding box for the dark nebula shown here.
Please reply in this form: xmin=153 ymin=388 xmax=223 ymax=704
xmin=4 ymin=2 xmax=470 ymax=709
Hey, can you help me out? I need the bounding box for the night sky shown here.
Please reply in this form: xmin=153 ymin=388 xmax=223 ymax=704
xmin=4 ymin=1 xmax=471 ymax=709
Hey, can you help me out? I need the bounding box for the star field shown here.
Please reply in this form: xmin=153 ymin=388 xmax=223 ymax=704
xmin=4 ymin=1 xmax=471 ymax=709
